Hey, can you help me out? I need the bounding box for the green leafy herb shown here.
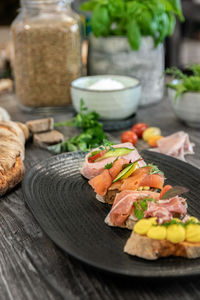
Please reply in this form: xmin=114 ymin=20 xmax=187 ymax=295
xmin=80 ymin=0 xmax=184 ymax=50
xmin=48 ymin=99 xmax=109 ymax=154
xmin=134 ymin=197 xmax=155 ymax=219
xmin=140 ymin=198 xmax=154 ymax=211
xmin=153 ymin=219 xmax=200 ymax=228
xmin=134 ymin=202 xmax=144 ymax=220
xmin=166 ymin=64 xmax=200 ymax=99
xmin=104 ymin=157 xmax=119 ymax=170
xmin=147 ymin=164 xmax=164 ymax=176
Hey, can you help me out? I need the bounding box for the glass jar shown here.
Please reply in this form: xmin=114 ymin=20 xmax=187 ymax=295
xmin=11 ymin=0 xmax=82 ymax=111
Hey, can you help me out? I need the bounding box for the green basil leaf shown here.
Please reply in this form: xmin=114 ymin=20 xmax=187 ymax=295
xmin=140 ymin=200 xmax=148 ymax=211
xmin=137 ymin=9 xmax=154 ymax=36
xmin=127 ymin=19 xmax=141 ymax=51
xmin=167 ymin=0 xmax=184 ymax=21
xmin=134 ymin=207 xmax=144 ymax=220
xmin=91 ymin=5 xmax=110 ymax=37
xmin=167 ymin=12 xmax=176 ymax=36
xmin=108 ymin=0 xmax=125 ymax=18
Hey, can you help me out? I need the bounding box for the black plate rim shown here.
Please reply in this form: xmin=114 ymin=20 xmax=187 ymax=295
xmin=22 ymin=150 xmax=200 ymax=278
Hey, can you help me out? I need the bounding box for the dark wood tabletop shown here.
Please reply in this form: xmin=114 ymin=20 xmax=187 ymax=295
xmin=1 ymin=93 xmax=200 ymax=300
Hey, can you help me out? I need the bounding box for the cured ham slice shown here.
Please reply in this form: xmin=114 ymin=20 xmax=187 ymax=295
xmin=81 ymin=143 xmax=146 ymax=179
xmin=144 ymin=196 xmax=187 ymax=221
xmin=106 ymin=191 xmax=160 ymax=227
xmin=150 ymin=131 xmax=195 ymax=161
xmin=106 ymin=192 xmax=187 ymax=228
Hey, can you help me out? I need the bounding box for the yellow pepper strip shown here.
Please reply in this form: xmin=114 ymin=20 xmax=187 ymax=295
xmin=147 ymin=226 xmax=166 ymax=240
xmin=186 ymin=224 xmax=200 ymax=243
xmin=121 ymin=162 xmax=138 ymax=179
xmin=166 ymin=224 xmax=185 ymax=243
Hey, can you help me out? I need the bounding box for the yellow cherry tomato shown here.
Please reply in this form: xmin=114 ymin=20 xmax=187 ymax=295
xmin=148 ymin=135 xmax=163 ymax=147
xmin=188 ymin=216 xmax=199 ymax=223
xmin=142 ymin=127 xmax=162 ymax=141
xmin=166 ymin=224 xmax=185 ymax=244
xmin=147 ymin=225 xmax=167 ymax=240
xmin=134 ymin=219 xmax=152 ymax=235
xmin=186 ymin=224 xmax=200 ymax=242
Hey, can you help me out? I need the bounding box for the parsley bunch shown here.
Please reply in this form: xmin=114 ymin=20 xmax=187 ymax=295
xmin=48 ymin=100 xmax=109 ymax=153
xmin=166 ymin=64 xmax=200 ymax=99
xmin=80 ymin=0 xmax=184 ymax=50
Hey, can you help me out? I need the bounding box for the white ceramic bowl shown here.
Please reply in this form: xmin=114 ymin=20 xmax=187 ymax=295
xmin=70 ymin=75 xmax=141 ymax=120
xmin=168 ymin=81 xmax=200 ymax=128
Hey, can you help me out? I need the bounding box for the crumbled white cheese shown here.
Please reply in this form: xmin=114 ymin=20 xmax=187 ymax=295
xmin=88 ymin=78 xmax=124 ymax=90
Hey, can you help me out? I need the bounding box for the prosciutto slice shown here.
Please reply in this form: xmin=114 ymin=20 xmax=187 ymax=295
xmin=81 ymin=142 xmax=146 ymax=179
xmin=144 ymin=196 xmax=187 ymax=221
xmin=106 ymin=192 xmax=187 ymax=227
xmin=107 ymin=190 xmax=160 ymax=226
xmin=150 ymin=131 xmax=195 ymax=161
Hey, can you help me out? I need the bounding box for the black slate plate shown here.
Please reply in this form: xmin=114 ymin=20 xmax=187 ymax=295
xmin=22 ymin=151 xmax=200 ymax=278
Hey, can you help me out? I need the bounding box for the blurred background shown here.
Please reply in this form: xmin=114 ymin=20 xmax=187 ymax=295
xmin=0 ymin=0 xmax=200 ymax=80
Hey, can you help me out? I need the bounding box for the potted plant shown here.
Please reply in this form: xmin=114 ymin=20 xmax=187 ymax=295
xmin=80 ymin=0 xmax=184 ymax=106
xmin=167 ymin=64 xmax=200 ymax=128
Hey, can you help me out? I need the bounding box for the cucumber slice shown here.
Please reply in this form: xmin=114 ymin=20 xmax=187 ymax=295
xmin=112 ymin=158 xmax=142 ymax=182
xmin=94 ymin=147 xmax=133 ymax=162
xmin=113 ymin=163 xmax=135 ymax=183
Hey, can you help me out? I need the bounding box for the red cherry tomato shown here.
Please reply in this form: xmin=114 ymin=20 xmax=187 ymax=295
xmin=131 ymin=123 xmax=149 ymax=138
xmin=88 ymin=150 xmax=106 ymax=163
xmin=121 ymin=131 xmax=138 ymax=146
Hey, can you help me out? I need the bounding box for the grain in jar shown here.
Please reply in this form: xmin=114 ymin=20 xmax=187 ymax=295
xmin=11 ymin=0 xmax=82 ymax=109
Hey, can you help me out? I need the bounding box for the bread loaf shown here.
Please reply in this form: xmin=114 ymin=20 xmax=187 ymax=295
xmin=0 ymin=121 xmax=29 ymax=196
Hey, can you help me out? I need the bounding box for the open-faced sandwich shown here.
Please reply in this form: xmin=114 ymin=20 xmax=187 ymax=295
xmin=105 ymin=190 xmax=188 ymax=230
xmin=124 ymin=217 xmax=200 ymax=259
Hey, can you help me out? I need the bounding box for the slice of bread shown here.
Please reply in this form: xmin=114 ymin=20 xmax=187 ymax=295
xmin=0 ymin=121 xmax=28 ymax=197
xmin=124 ymin=231 xmax=200 ymax=260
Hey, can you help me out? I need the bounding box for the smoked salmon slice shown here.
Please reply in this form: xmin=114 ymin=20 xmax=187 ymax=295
xmin=109 ymin=158 xmax=128 ymax=180
xmin=109 ymin=167 xmax=164 ymax=191
xmin=139 ymin=174 xmax=164 ymax=189
xmin=88 ymin=158 xmax=127 ymax=196
xmin=89 ymin=169 xmax=112 ymax=196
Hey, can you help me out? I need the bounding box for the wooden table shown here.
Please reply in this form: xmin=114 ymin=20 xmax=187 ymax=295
xmin=1 ymin=93 xmax=200 ymax=300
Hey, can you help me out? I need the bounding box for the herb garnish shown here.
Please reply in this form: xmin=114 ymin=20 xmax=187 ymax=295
xmin=48 ymin=99 xmax=109 ymax=153
xmin=153 ymin=219 xmax=200 ymax=228
xmin=147 ymin=164 xmax=164 ymax=176
xmin=134 ymin=197 xmax=155 ymax=220
xmin=166 ymin=64 xmax=200 ymax=99
xmin=104 ymin=157 xmax=119 ymax=170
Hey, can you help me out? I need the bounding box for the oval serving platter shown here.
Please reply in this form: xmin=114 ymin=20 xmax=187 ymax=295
xmin=22 ymin=150 xmax=200 ymax=278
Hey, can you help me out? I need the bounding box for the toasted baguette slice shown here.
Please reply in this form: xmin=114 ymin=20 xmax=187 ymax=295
xmin=124 ymin=232 xmax=200 ymax=260
xmin=105 ymin=213 xmax=136 ymax=230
